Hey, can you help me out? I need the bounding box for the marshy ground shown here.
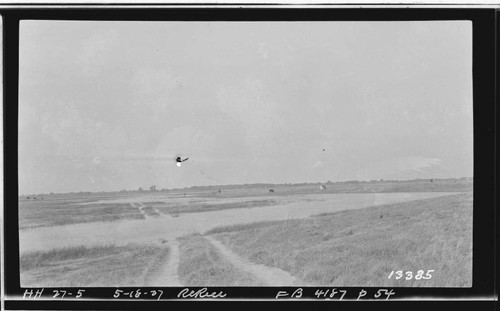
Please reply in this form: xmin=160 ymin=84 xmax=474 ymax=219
xmin=19 ymin=179 xmax=472 ymax=287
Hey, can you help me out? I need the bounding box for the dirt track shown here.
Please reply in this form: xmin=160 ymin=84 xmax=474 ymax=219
xmin=204 ymin=235 xmax=302 ymax=286
xmin=149 ymin=241 xmax=182 ymax=286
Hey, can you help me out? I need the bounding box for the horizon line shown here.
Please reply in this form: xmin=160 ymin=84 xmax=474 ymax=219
xmin=18 ymin=176 xmax=473 ymax=196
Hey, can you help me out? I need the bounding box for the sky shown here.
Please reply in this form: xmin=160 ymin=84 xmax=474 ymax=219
xmin=18 ymin=20 xmax=473 ymax=194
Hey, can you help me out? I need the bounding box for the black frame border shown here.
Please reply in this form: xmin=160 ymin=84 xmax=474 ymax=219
xmin=1 ymin=6 xmax=497 ymax=310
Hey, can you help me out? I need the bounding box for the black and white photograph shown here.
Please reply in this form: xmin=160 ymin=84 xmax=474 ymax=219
xmin=14 ymin=18 xmax=476 ymax=290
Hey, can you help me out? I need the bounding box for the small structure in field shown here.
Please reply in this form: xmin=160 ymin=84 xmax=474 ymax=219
xmin=320 ymin=185 xmax=327 ymax=191
xmin=269 ymin=189 xmax=275 ymax=193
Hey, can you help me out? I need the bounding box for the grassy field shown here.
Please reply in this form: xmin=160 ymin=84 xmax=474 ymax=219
xmin=205 ymin=193 xmax=472 ymax=287
xmin=152 ymin=199 xmax=278 ymax=217
xmin=195 ymin=178 xmax=473 ymax=198
xmin=177 ymin=234 xmax=263 ymax=286
xmin=18 ymin=179 xmax=471 ymax=229
xmin=20 ymin=243 xmax=170 ymax=287
xmin=19 ymin=198 xmax=145 ymax=229
xmin=18 ymin=179 xmax=472 ymax=288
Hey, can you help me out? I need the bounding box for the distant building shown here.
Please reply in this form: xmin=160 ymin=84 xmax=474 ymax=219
xmin=150 ymin=185 xmax=156 ymax=191
xmin=320 ymin=185 xmax=327 ymax=191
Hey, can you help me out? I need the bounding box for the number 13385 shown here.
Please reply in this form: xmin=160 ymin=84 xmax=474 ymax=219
xmin=388 ymin=270 xmax=433 ymax=280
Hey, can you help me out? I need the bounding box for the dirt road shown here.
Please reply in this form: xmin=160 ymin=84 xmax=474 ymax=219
xmin=149 ymin=241 xmax=182 ymax=286
xmin=204 ymin=235 xmax=302 ymax=286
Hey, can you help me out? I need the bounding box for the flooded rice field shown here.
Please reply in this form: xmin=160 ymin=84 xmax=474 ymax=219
xmin=19 ymin=192 xmax=456 ymax=253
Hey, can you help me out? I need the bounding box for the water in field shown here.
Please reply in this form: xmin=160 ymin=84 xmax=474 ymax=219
xmin=19 ymin=192 xmax=456 ymax=253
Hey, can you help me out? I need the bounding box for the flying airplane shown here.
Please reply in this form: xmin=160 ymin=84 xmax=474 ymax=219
xmin=176 ymin=156 xmax=189 ymax=167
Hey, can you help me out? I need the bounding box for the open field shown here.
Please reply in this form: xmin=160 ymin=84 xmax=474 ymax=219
xmin=19 ymin=192 xmax=280 ymax=228
xmin=19 ymin=192 xmax=457 ymax=253
xmin=152 ymin=199 xmax=279 ymax=217
xmin=20 ymin=243 xmax=170 ymax=287
xmin=19 ymin=197 xmax=145 ymax=229
xmin=204 ymin=193 xmax=472 ymax=287
xmin=18 ymin=179 xmax=472 ymax=287
xmin=19 ymin=178 xmax=472 ymax=229
xmin=208 ymin=179 xmax=472 ymax=198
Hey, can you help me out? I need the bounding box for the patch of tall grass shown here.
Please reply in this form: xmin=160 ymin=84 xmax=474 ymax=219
xmin=19 ymin=200 xmax=145 ymax=229
xmin=155 ymin=199 xmax=278 ymax=216
xmin=20 ymin=244 xmax=121 ymax=271
xmin=20 ymin=243 xmax=170 ymax=287
xmin=210 ymin=193 xmax=472 ymax=287
xmin=205 ymin=220 xmax=282 ymax=235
